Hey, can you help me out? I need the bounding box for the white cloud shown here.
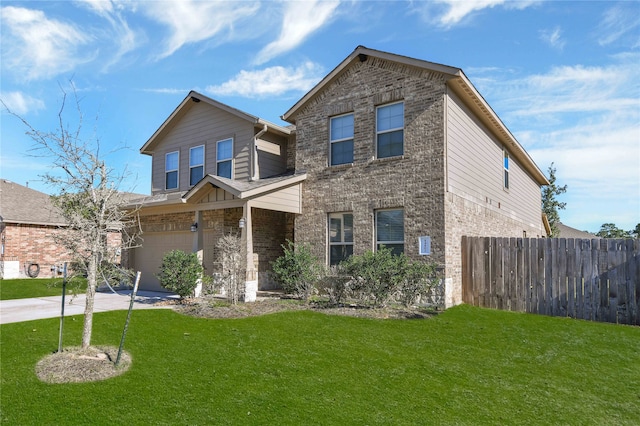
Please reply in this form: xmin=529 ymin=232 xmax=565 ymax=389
xmin=539 ymin=26 xmax=565 ymax=51
xmin=0 ymin=92 xmax=45 ymax=115
xmin=0 ymin=6 xmax=93 ymax=80
xmin=412 ymin=0 xmax=539 ymax=28
xmin=597 ymin=4 xmax=640 ymax=47
xmin=75 ymin=0 xmax=142 ymax=70
xmin=139 ymin=1 xmax=259 ymax=59
xmin=255 ymin=0 xmax=340 ymax=65
xmin=206 ymin=62 xmax=324 ymax=98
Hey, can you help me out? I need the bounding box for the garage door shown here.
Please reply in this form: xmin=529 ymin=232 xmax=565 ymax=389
xmin=133 ymin=232 xmax=194 ymax=292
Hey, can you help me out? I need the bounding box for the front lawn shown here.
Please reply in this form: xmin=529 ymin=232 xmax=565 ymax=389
xmin=1 ymin=305 xmax=639 ymax=425
xmin=0 ymin=278 xmax=87 ymax=300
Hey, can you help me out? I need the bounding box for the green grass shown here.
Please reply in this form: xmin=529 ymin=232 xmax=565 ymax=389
xmin=0 ymin=278 xmax=87 ymax=300
xmin=1 ymin=305 xmax=639 ymax=425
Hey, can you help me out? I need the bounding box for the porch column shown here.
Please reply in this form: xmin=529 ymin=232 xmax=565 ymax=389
xmin=193 ymin=210 xmax=203 ymax=297
xmin=241 ymin=201 xmax=258 ymax=302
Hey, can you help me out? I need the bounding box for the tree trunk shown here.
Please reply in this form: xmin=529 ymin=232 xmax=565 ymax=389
xmin=81 ymin=254 xmax=98 ymax=349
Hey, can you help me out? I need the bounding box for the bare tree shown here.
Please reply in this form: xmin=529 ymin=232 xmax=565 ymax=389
xmin=216 ymin=233 xmax=245 ymax=305
xmin=2 ymin=83 xmax=141 ymax=349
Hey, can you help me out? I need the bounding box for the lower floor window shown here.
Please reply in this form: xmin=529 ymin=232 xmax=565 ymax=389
xmin=375 ymin=208 xmax=404 ymax=255
xmin=329 ymin=212 xmax=353 ymax=265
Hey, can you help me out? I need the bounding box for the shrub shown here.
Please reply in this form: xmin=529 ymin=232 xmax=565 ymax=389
xmin=317 ymin=267 xmax=351 ymax=306
xmin=396 ymin=261 xmax=439 ymax=307
xmin=338 ymin=247 xmax=404 ymax=307
xmin=338 ymin=247 xmax=439 ymax=307
xmin=156 ymin=250 xmax=203 ymax=299
xmin=271 ymin=240 xmax=321 ymax=301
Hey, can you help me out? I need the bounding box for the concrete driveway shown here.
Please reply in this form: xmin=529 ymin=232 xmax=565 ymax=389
xmin=0 ymin=290 xmax=179 ymax=325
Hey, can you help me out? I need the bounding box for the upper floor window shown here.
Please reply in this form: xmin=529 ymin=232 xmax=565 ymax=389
xmin=376 ymin=208 xmax=404 ymax=255
xmin=503 ymin=149 xmax=509 ymax=190
xmin=376 ymin=102 xmax=404 ymax=158
xmin=329 ymin=212 xmax=353 ymax=265
xmin=217 ymin=138 xmax=233 ymax=179
xmin=330 ymin=113 xmax=354 ymax=166
xmin=165 ymin=151 xmax=179 ymax=190
xmin=189 ymin=145 xmax=204 ymax=186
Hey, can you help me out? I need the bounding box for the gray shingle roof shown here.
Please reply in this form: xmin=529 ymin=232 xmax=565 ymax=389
xmin=0 ymin=179 xmax=67 ymax=226
xmin=556 ymin=222 xmax=600 ymax=239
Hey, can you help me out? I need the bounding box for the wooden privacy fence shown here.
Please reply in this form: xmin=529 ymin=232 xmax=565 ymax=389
xmin=461 ymin=237 xmax=640 ymax=325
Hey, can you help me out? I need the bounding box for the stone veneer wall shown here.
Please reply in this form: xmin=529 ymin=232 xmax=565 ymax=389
xmin=292 ymin=57 xmax=448 ymax=292
xmin=443 ymin=192 xmax=545 ymax=306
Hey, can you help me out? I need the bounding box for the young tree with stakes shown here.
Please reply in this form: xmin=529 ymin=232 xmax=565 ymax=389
xmin=2 ymin=84 xmax=141 ymax=349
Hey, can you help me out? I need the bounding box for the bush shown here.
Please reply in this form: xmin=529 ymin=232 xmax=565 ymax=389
xmin=317 ymin=267 xmax=351 ymax=306
xmin=271 ymin=240 xmax=321 ymax=301
xmin=156 ymin=250 xmax=203 ymax=299
xmin=338 ymin=247 xmax=438 ymax=307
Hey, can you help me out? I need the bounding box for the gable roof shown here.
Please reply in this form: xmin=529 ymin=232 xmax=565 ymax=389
xmin=140 ymin=91 xmax=291 ymax=155
xmin=183 ymin=171 xmax=307 ymax=203
xmin=282 ymin=45 xmax=549 ymax=186
xmin=0 ymin=179 xmax=67 ymax=226
xmin=127 ymin=171 xmax=307 ymax=208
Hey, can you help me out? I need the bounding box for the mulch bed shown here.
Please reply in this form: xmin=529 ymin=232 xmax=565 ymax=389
xmin=173 ymin=297 xmax=436 ymax=320
xmin=36 ymin=346 xmax=131 ymax=384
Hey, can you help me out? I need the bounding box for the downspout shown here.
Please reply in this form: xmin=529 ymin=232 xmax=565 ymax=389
xmin=251 ymin=124 xmax=268 ymax=181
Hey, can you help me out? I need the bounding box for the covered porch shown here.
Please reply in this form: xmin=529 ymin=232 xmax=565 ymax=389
xmin=130 ymin=172 xmax=306 ymax=300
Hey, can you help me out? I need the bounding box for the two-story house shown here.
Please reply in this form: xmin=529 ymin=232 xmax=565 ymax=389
xmin=130 ymin=94 xmax=305 ymax=299
xmin=131 ymin=46 xmax=549 ymax=307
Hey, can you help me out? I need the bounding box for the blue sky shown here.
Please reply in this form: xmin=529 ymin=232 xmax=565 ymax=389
xmin=1 ymin=0 xmax=638 ymax=233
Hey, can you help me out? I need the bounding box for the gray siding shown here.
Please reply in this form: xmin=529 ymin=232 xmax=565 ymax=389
xmin=446 ymin=90 xmax=542 ymax=229
xmin=150 ymin=102 xmax=253 ymax=194
xmin=256 ymin=132 xmax=288 ymax=178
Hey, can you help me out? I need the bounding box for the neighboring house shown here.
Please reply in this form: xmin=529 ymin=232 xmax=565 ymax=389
xmin=556 ymin=222 xmax=599 ymax=239
xmin=0 ymin=179 xmax=70 ymax=279
xmin=131 ymin=46 xmax=549 ymax=307
xmin=0 ymin=179 xmax=128 ymax=280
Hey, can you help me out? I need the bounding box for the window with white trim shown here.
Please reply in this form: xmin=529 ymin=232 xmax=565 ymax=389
xmin=217 ymin=138 xmax=233 ymax=179
xmin=329 ymin=212 xmax=353 ymax=265
xmin=330 ymin=113 xmax=354 ymax=166
xmin=189 ymin=145 xmax=204 ymax=186
xmin=376 ymin=102 xmax=404 ymax=158
xmin=503 ymin=149 xmax=509 ymax=190
xmin=165 ymin=151 xmax=179 ymax=190
xmin=375 ymin=208 xmax=404 ymax=255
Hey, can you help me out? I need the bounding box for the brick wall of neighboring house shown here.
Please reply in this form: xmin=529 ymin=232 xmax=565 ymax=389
xmin=443 ymin=192 xmax=546 ymax=306
xmin=293 ymin=57 xmax=448 ymax=278
xmin=1 ymin=223 xmax=71 ymax=278
xmin=1 ymin=223 xmax=122 ymax=279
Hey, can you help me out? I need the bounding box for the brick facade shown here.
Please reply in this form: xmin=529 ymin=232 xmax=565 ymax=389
xmin=443 ymin=192 xmax=546 ymax=306
xmin=292 ymin=57 xmax=448 ymax=298
xmin=290 ymin=54 xmax=544 ymax=308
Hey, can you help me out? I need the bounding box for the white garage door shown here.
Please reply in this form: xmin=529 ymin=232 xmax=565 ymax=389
xmin=133 ymin=232 xmax=194 ymax=292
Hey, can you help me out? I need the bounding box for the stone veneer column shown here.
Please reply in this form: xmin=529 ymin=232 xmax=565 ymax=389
xmin=241 ymin=201 xmax=258 ymax=302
